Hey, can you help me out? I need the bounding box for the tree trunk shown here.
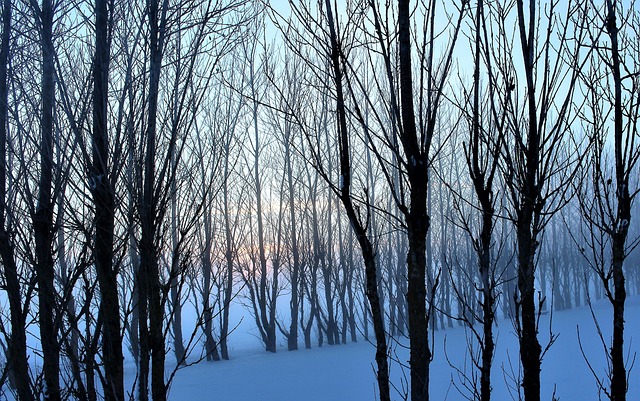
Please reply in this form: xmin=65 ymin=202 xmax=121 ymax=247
xmin=82 ymin=277 xmax=97 ymax=401
xmin=284 ymin=131 xmax=300 ymax=351
xmin=221 ymin=150 xmax=234 ymax=360
xmin=91 ymin=0 xmax=124 ymax=398
xmin=126 ymin=60 xmax=140 ymax=370
xmin=514 ymin=0 xmax=543 ymax=398
xmin=303 ymin=171 xmax=320 ymax=350
xmin=323 ymin=1 xmax=390 ymax=398
xmin=140 ymin=1 xmax=167 ymax=399
xmin=128 ymin=223 xmax=141 ymax=366
xmin=347 ymin=229 xmax=358 ymax=342
xmin=516 ymin=224 xmax=542 ymax=401
xmin=469 ymin=1 xmax=498 ymax=397
xmin=398 ymin=0 xmax=432 ymax=399
xmin=248 ymin=48 xmax=277 ymax=353
xmin=605 ymin=2 xmax=629 ymax=399
xmin=322 ymin=167 xmax=338 ymax=346
xmin=34 ymin=0 xmax=60 ymax=398
xmin=0 ymin=1 xmax=33 ymax=398
xmin=202 ymin=205 xmax=219 ymax=361
xmin=170 ymin=164 xmax=186 ymax=366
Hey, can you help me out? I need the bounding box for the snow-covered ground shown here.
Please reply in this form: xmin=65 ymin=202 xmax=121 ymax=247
xmin=160 ymin=296 xmax=640 ymax=401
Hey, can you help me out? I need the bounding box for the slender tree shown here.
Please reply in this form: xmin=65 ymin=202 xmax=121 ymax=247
xmin=238 ymin=21 xmax=280 ymax=353
xmin=600 ymin=3 xmax=635 ymax=399
xmin=218 ymin=82 xmax=244 ymax=360
xmin=31 ymin=0 xmax=60 ymax=398
xmin=365 ymin=2 xmax=466 ymax=399
xmin=323 ymin=1 xmax=390 ymax=395
xmin=0 ymin=0 xmax=33 ymax=398
xmin=498 ymin=0 xmax=586 ymax=398
xmin=451 ymin=0 xmax=506 ymax=397
xmin=90 ymin=0 xmax=125 ymax=398
xmin=575 ymin=2 xmax=640 ymax=399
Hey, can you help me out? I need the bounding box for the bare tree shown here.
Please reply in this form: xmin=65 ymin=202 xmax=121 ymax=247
xmin=274 ymin=0 xmax=466 ymax=399
xmin=360 ymin=2 xmax=465 ymax=399
xmin=0 ymin=0 xmax=33 ymax=398
xmin=217 ymin=78 xmax=245 ymax=360
xmin=90 ymin=0 xmax=125 ymax=398
xmin=266 ymin=53 xmax=304 ymax=351
xmin=300 ymin=150 xmax=322 ymax=350
xmin=494 ymin=0 xmax=587 ymax=399
xmin=448 ymin=0 xmax=506 ymax=397
xmin=322 ymin=1 xmax=389 ymax=395
xmin=30 ymin=0 xmax=60 ymax=398
xmin=135 ymin=1 xmax=167 ymax=398
xmin=131 ymin=1 xmax=249 ymax=398
xmin=274 ymin=1 xmax=393 ymax=398
xmin=237 ymin=21 xmax=280 ymax=353
xmin=575 ymin=2 xmax=640 ymax=399
xmin=194 ymin=112 xmax=222 ymax=361
xmin=194 ymin=64 xmax=245 ymax=361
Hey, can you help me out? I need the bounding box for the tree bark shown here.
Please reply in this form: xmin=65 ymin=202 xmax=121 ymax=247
xmin=91 ymin=0 xmax=125 ymax=398
xmin=34 ymin=0 xmax=60 ymax=398
xmin=139 ymin=1 xmax=167 ymax=399
xmin=284 ymin=127 xmax=300 ymax=351
xmin=0 ymin=3 xmax=33 ymax=399
xmin=170 ymin=161 xmax=186 ymax=366
xmin=323 ymin=1 xmax=390 ymax=399
xmin=202 ymin=203 xmax=220 ymax=361
xmin=514 ymin=0 xmax=543 ymax=398
xmin=605 ymin=1 xmax=629 ymax=399
xmin=398 ymin=0 xmax=431 ymax=399
xmin=251 ymin=58 xmax=277 ymax=352
xmin=469 ymin=1 xmax=498 ymax=398
xmin=221 ymin=146 xmax=234 ymax=360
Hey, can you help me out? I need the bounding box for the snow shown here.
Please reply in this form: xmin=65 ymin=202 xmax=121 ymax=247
xmin=163 ymin=296 xmax=640 ymax=401
xmin=2 ymin=294 xmax=636 ymax=400
xmin=166 ymin=344 xmax=379 ymax=401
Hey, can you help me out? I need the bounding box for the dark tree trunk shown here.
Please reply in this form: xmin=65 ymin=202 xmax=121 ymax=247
xmin=220 ymin=240 xmax=232 ymax=360
xmin=347 ymin=244 xmax=358 ymax=343
xmin=303 ymin=182 xmax=320 ymax=350
xmin=221 ymin=154 xmax=234 ymax=360
xmin=398 ymin=0 xmax=431 ymax=399
xmin=247 ymin=49 xmax=277 ymax=354
xmin=170 ymin=190 xmax=186 ymax=366
xmin=202 ymin=206 xmax=219 ymax=361
xmin=323 ymin=1 xmax=390 ymax=399
xmin=34 ymin=0 xmax=60 ymax=399
xmin=0 ymin=1 xmax=33 ymax=399
xmin=322 ymin=192 xmax=338 ymax=346
xmin=611 ymin=235 xmax=627 ymax=401
xmin=405 ymin=199 xmax=430 ymax=401
xmin=516 ymin=223 xmax=542 ymax=401
xmin=468 ymin=0 xmax=498 ymax=398
xmin=284 ymin=134 xmax=300 ymax=351
xmin=476 ymin=177 xmax=497 ymax=401
xmin=605 ymin=1 xmax=629 ymax=399
xmin=83 ymin=278 xmax=98 ymax=401
xmin=91 ymin=0 xmax=125 ymax=399
xmin=148 ymin=15 xmax=167 ymax=401
xmin=139 ymin=1 xmax=167 ymax=399
xmin=138 ymin=217 xmax=151 ymax=401
xmin=170 ymin=254 xmax=186 ymax=365
xmin=514 ymin=0 xmax=543 ymax=399
xmin=168 ymin=45 xmax=185 ymax=368
xmin=126 ymin=74 xmax=141 ymax=370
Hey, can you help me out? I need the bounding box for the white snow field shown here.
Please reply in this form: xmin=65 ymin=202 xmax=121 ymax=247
xmin=161 ymin=295 xmax=640 ymax=401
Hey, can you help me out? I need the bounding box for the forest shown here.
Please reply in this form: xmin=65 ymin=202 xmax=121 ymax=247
xmin=0 ymin=0 xmax=638 ymax=400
